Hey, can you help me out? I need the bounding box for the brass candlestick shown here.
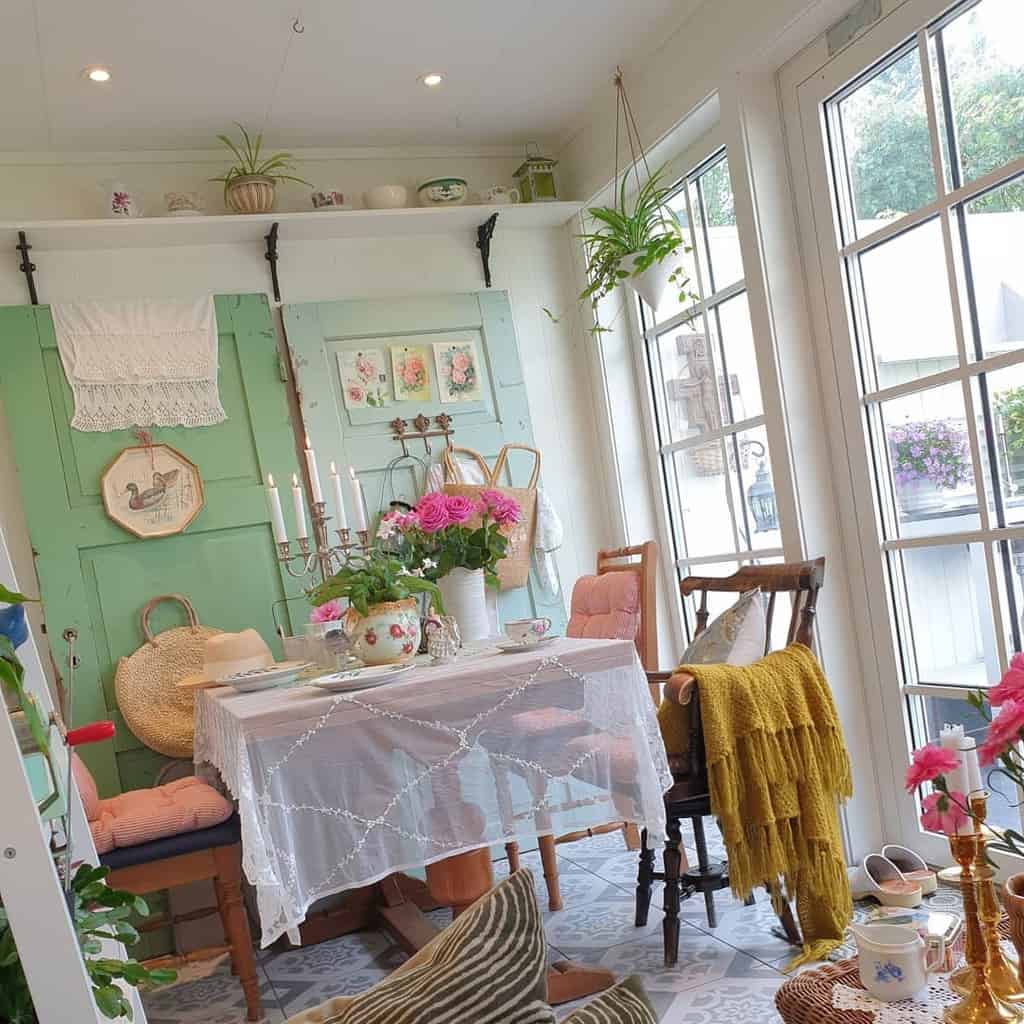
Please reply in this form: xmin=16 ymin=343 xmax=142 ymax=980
xmin=945 ymin=831 xmax=1023 ymax=1023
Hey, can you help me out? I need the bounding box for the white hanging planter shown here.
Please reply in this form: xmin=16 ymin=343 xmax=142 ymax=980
xmin=621 ymin=249 xmax=679 ymax=310
xmin=437 ymin=567 xmax=491 ymax=643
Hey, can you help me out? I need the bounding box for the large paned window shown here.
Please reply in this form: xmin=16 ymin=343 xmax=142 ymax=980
xmin=797 ymin=0 xmax=1023 ymax=847
xmin=639 ymin=151 xmax=783 ymax=630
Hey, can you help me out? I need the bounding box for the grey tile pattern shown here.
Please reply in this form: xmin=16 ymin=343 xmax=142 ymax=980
xmin=158 ymin=833 xmax=953 ymax=1023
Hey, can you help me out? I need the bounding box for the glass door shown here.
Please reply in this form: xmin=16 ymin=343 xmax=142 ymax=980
xmin=790 ymin=0 xmax=1024 ymax=861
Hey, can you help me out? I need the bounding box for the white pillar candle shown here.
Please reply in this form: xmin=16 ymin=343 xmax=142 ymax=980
xmin=266 ymin=474 xmax=288 ymax=544
xmin=939 ymin=724 xmax=972 ymax=834
xmin=960 ymin=735 xmax=984 ymax=795
xmin=330 ymin=462 xmax=348 ymax=531
xmin=304 ymin=435 xmax=323 ymax=504
xmin=291 ymin=473 xmax=308 ymax=539
xmin=348 ymin=465 xmax=367 ymax=532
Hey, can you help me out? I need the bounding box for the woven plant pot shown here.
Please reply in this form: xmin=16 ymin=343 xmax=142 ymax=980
xmin=226 ymin=174 xmax=276 ymax=214
xmin=689 ymin=441 xmax=724 ymax=476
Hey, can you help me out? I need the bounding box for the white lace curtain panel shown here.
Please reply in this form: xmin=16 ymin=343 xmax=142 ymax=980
xmin=52 ymin=297 xmax=226 ymax=432
xmin=194 ymin=637 xmax=671 ymax=947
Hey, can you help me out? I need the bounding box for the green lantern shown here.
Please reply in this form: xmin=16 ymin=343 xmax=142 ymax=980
xmin=514 ymin=145 xmax=558 ymax=203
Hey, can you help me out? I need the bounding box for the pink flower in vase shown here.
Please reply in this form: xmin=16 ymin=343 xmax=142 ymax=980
xmin=310 ymin=599 xmax=345 ymax=624
xmin=988 ymin=653 xmax=1024 ymax=706
xmin=445 ymin=494 xmax=477 ymax=524
xmin=904 ymin=743 xmax=960 ymax=791
xmin=920 ymin=790 xmax=969 ymax=835
xmin=979 ymin=697 xmax=1024 ymax=766
xmin=415 ymin=492 xmax=451 ymax=534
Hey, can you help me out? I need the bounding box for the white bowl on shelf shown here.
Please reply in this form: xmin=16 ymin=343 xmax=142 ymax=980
xmin=363 ymin=185 xmax=408 ymax=209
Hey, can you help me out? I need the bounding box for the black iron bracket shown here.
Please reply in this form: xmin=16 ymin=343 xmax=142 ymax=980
xmin=476 ymin=213 xmax=499 ymax=288
xmin=16 ymin=231 xmax=39 ymax=305
xmin=264 ymin=221 xmax=281 ymax=303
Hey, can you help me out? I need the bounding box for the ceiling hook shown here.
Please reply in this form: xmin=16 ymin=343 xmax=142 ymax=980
xmin=292 ymin=16 xmax=305 ymax=33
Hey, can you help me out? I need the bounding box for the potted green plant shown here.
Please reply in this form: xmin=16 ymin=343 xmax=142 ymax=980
xmin=211 ymin=123 xmax=311 ymax=214
xmin=309 ymin=550 xmax=444 ymax=667
xmin=578 ymin=165 xmax=695 ymax=318
xmin=996 ymin=385 xmax=1024 ymax=494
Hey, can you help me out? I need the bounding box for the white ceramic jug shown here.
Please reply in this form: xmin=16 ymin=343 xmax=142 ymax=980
xmin=849 ymin=923 xmax=946 ymax=1002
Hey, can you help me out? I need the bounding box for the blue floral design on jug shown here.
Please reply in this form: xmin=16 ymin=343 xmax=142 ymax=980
xmin=874 ymin=960 xmax=905 ymax=984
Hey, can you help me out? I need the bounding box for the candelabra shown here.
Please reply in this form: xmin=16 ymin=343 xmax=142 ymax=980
xmin=276 ymin=501 xmax=368 ymax=582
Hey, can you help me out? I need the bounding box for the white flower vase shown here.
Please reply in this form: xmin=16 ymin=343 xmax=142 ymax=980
xmin=437 ymin=567 xmax=491 ymax=643
xmin=621 ymin=250 xmax=678 ymax=310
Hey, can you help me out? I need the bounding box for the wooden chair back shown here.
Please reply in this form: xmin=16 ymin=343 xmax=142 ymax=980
xmin=594 ymin=541 xmax=658 ymax=672
xmin=681 ymin=558 xmax=825 ymax=655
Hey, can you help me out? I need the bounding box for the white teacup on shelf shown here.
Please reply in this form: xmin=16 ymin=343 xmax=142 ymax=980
xmin=164 ymin=191 xmax=203 ymax=216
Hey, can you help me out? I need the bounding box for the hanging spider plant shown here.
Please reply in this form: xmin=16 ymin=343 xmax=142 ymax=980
xmin=578 ymin=165 xmax=695 ymax=322
xmin=211 ymin=123 xmax=311 ymax=213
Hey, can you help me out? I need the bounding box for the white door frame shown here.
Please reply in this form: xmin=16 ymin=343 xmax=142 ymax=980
xmin=780 ymin=0 xmax=1024 ymax=867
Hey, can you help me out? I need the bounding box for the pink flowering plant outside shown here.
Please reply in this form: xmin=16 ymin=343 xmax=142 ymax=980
xmin=376 ymin=489 xmax=520 ymax=586
xmin=905 ymin=653 xmax=1024 ymax=850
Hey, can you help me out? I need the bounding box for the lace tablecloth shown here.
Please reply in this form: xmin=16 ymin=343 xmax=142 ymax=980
xmin=194 ymin=637 xmax=671 ymax=946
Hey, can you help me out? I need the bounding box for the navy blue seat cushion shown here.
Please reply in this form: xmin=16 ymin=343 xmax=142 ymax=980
xmin=99 ymin=813 xmax=240 ymax=871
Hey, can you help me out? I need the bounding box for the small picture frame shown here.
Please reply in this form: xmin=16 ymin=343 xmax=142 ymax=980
xmin=101 ymin=443 xmax=204 ymax=539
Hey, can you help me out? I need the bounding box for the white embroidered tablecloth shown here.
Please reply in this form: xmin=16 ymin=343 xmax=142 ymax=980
xmin=194 ymin=637 xmax=671 ymax=946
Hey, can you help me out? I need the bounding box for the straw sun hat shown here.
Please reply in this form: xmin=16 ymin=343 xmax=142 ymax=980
xmin=177 ymin=629 xmax=293 ymax=689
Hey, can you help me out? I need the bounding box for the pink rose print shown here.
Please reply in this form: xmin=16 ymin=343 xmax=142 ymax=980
xmin=402 ymin=642 xmax=414 ymax=655
xmin=451 ymin=368 xmax=467 ymax=385
xmin=451 ymin=352 xmax=471 ymax=372
xmin=355 ymin=355 xmax=376 ymax=382
xmin=389 ymin=623 xmax=404 ymax=639
xmin=347 ymin=383 xmax=365 ymax=404
xmin=364 ymin=628 xmax=377 ymax=646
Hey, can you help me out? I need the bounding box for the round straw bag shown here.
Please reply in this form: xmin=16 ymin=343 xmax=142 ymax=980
xmin=114 ymin=594 xmax=222 ymax=758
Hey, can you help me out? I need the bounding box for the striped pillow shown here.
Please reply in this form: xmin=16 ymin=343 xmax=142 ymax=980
xmin=562 ymin=975 xmax=658 ymax=1023
xmin=328 ymin=868 xmax=555 ymax=1024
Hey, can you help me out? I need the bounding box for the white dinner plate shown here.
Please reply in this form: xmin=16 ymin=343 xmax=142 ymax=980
xmin=225 ymin=661 xmax=311 ymax=692
xmin=311 ymin=662 xmax=416 ymax=692
xmin=495 ymin=636 xmax=560 ymax=654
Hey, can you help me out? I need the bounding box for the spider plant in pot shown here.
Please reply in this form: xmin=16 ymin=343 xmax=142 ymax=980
xmin=211 ymin=123 xmax=311 ymax=214
xmin=579 ymin=165 xmax=695 ymax=321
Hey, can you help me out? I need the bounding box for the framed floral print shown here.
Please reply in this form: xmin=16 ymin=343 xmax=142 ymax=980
xmin=338 ymin=349 xmax=389 ymax=409
xmin=390 ymin=345 xmax=431 ymax=402
xmin=433 ymin=340 xmax=482 ymax=404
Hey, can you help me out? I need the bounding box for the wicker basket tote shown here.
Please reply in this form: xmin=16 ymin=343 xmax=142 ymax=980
xmin=114 ymin=594 xmax=222 ymax=758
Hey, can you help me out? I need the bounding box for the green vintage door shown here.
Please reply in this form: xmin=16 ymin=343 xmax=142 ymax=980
xmin=0 ymin=294 xmax=304 ymax=796
xmin=284 ymin=290 xmax=565 ymax=631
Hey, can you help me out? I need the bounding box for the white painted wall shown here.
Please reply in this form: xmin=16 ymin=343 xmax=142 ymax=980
xmin=0 ymin=150 xmax=614 ymax=662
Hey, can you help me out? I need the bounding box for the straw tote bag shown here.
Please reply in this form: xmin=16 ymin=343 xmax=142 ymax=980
xmin=442 ymin=444 xmax=540 ymax=590
xmin=114 ymin=594 xmax=222 ymax=758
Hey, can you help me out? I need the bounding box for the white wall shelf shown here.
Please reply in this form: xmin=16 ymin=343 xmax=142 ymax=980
xmin=0 ymin=201 xmax=583 ymax=253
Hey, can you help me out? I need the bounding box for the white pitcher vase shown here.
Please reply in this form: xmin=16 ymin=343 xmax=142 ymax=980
xmin=437 ymin=567 xmax=491 ymax=643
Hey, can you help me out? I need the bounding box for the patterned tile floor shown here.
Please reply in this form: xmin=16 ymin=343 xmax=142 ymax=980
xmin=140 ymin=824 xmax=958 ymax=1023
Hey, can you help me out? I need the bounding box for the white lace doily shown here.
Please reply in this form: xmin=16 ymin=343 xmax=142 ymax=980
xmin=833 ymin=942 xmax=1018 ymax=1023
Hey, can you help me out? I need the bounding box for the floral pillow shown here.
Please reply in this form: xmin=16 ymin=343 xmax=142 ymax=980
xmin=681 ymin=587 xmax=765 ymax=666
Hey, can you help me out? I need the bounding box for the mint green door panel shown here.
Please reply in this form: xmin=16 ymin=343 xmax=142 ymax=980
xmin=284 ymin=290 xmax=565 ymax=632
xmin=0 ymin=294 xmax=303 ymax=796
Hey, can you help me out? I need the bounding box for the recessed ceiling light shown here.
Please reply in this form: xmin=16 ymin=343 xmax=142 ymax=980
xmin=82 ymin=66 xmax=112 ymax=83
xmin=421 ymin=72 xmax=444 ymax=88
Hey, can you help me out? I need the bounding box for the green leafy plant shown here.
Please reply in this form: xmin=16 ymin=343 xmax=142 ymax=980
xmin=996 ymin=386 xmax=1024 ymax=453
xmin=0 ymin=864 xmax=176 ymax=1023
xmin=578 ymin=165 xmax=697 ymax=330
xmin=309 ymin=550 xmax=445 ymax=617
xmin=211 ymin=123 xmax=311 ymax=203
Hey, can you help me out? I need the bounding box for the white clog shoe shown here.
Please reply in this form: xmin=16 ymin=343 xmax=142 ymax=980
xmin=881 ymin=843 xmax=938 ymax=896
xmin=849 ymin=853 xmax=923 ymax=907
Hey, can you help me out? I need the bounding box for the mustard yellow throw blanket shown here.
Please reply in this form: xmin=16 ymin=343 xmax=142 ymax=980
xmin=657 ymin=643 xmax=853 ymax=969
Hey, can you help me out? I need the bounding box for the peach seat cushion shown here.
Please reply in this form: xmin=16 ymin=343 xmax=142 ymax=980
xmin=72 ymin=754 xmax=233 ymax=856
xmin=566 ymin=571 xmax=641 ymax=644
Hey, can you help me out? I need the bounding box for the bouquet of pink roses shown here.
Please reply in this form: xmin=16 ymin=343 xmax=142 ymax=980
xmin=377 ymin=489 xmax=520 ymax=585
xmin=905 ymin=653 xmax=1024 ymax=848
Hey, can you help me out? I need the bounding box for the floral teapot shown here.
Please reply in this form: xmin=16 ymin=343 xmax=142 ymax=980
xmin=848 ymin=923 xmax=945 ymax=1002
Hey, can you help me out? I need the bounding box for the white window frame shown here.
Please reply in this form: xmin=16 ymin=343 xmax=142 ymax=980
xmin=782 ymin=0 xmax=1024 ymax=866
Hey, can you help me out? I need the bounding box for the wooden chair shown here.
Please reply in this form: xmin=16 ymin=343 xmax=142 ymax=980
xmin=502 ymin=541 xmax=658 ymax=911
xmin=637 ymin=558 xmax=826 ymax=966
xmin=100 ymin=816 xmax=262 ymax=1022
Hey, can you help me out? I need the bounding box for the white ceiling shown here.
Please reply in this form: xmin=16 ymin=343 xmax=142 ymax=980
xmin=0 ymin=0 xmax=691 ymax=153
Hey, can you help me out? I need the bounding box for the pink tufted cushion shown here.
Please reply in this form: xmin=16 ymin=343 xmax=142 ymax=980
xmin=71 ymin=753 xmax=100 ymax=821
xmin=82 ymin=773 xmax=233 ymax=856
xmin=566 ymin=571 xmax=641 ymax=646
